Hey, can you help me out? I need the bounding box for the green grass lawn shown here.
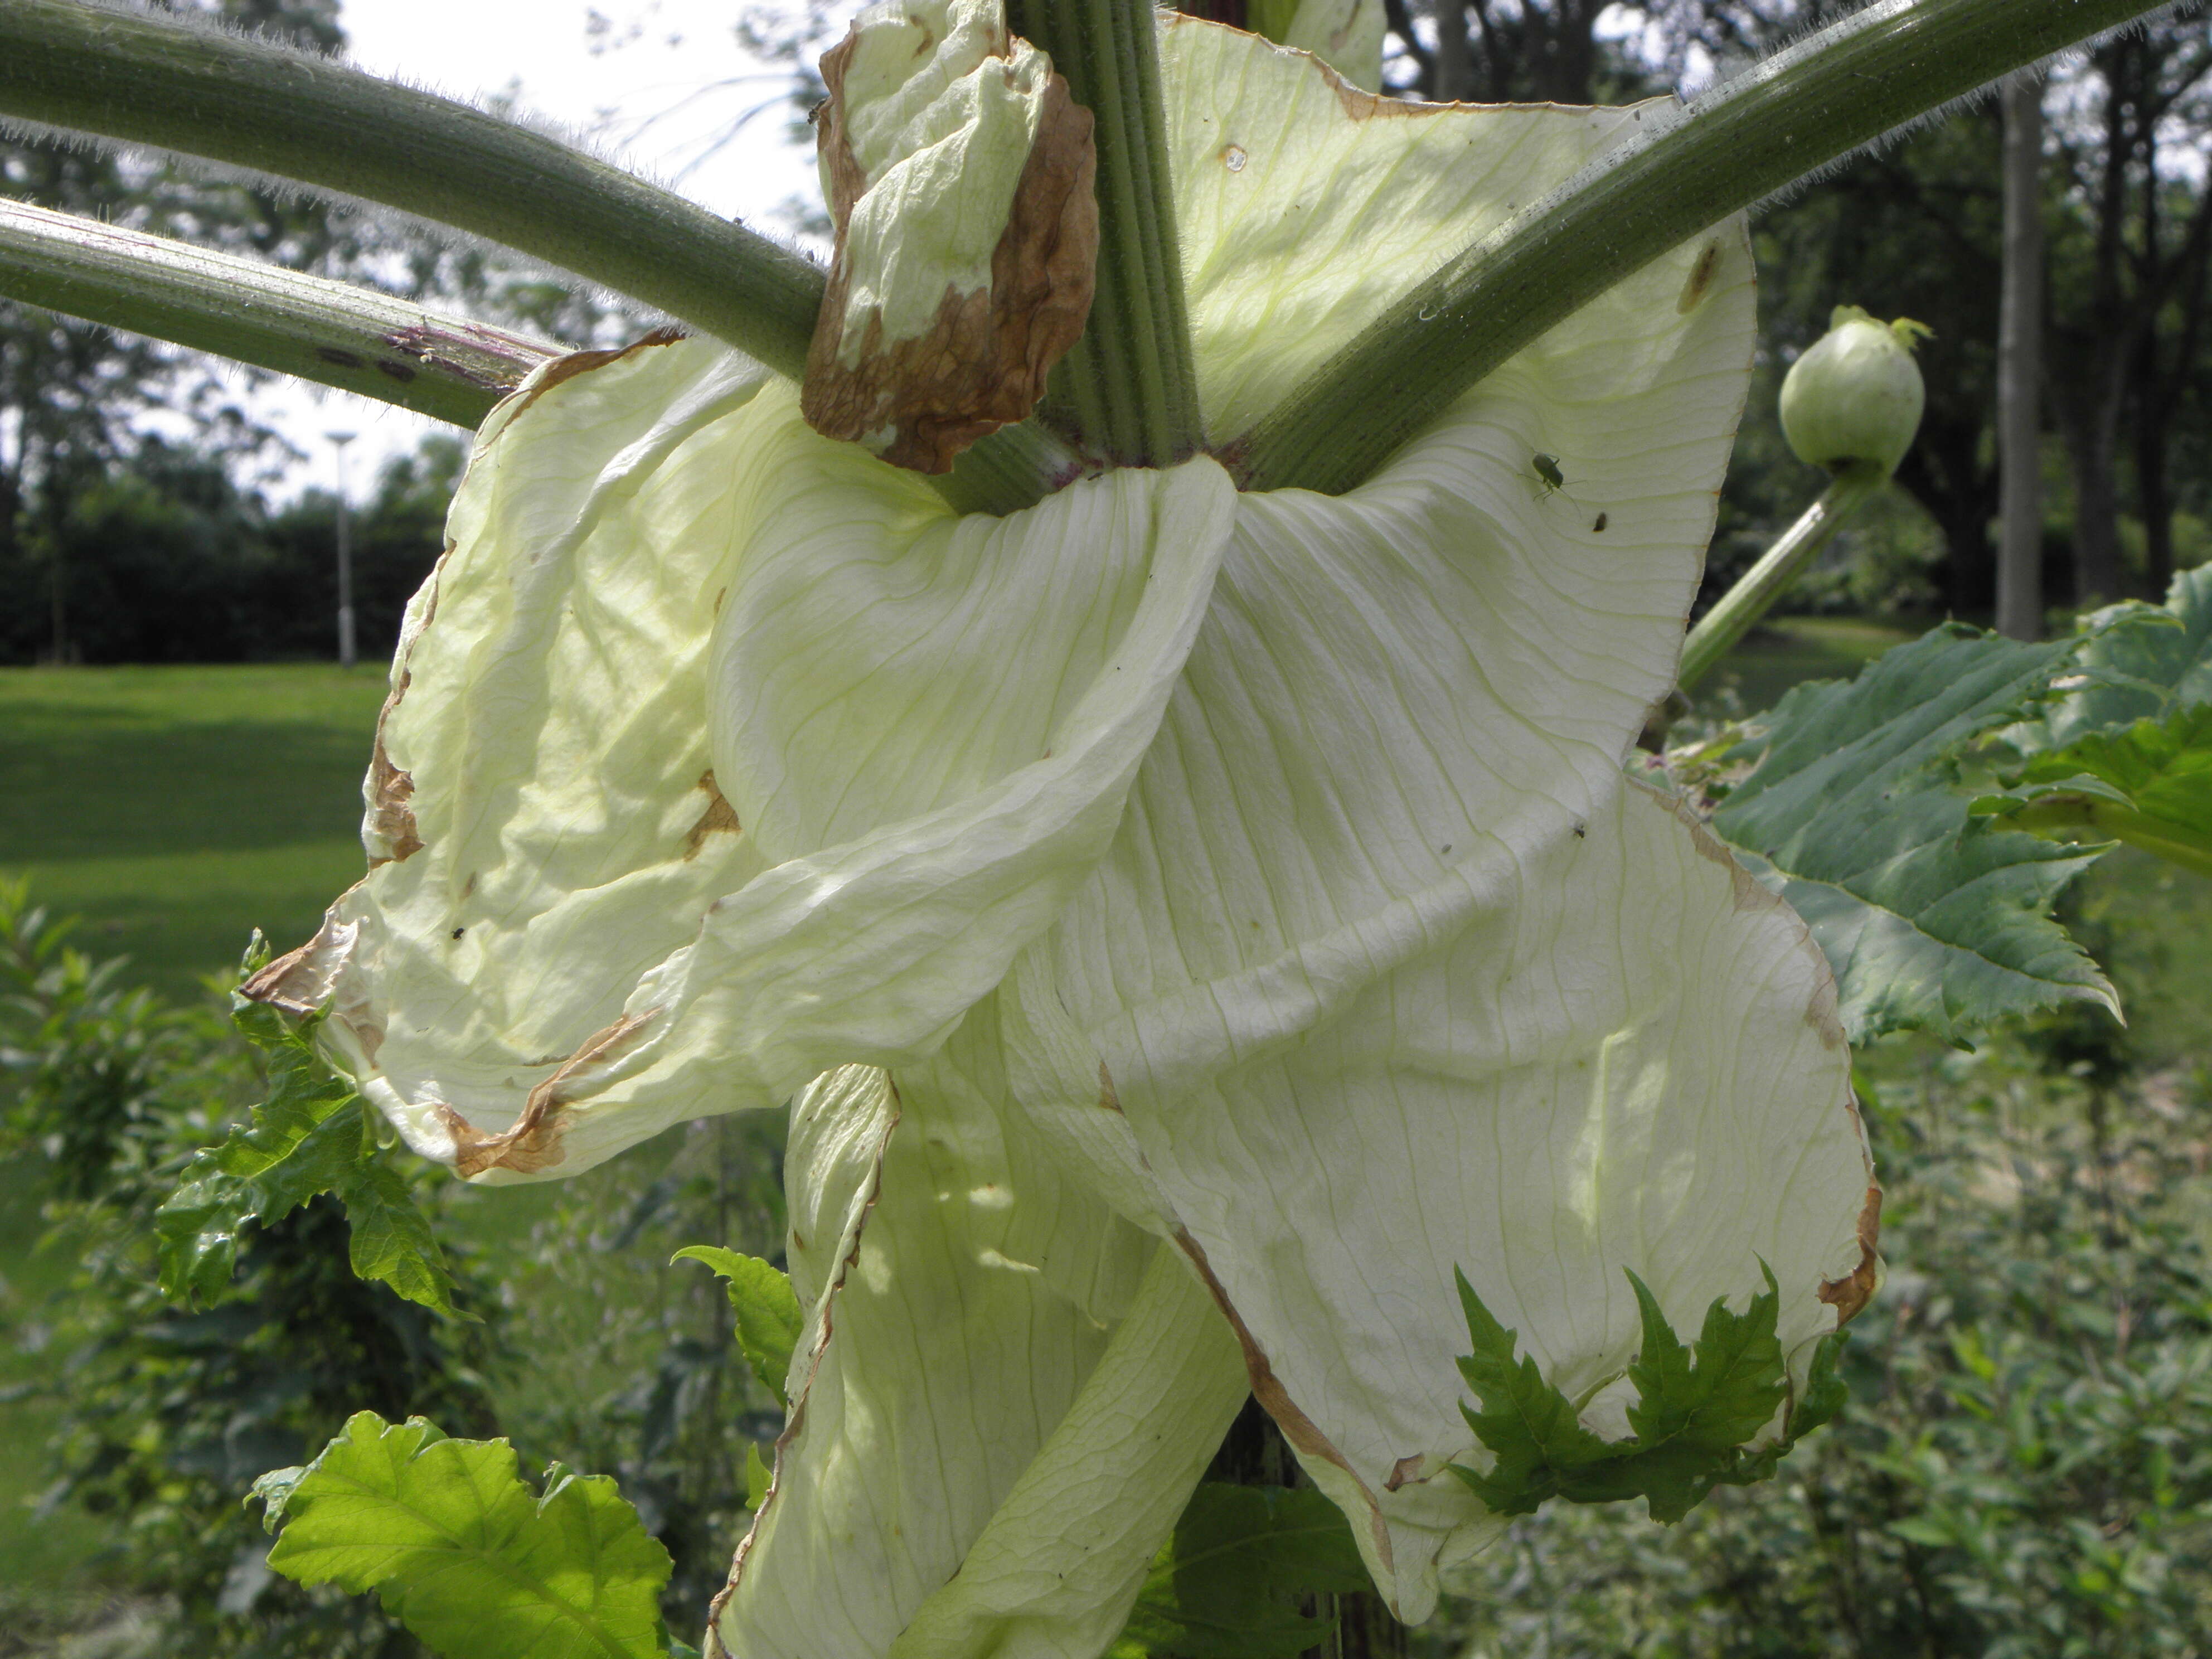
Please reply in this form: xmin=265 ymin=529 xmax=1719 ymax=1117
xmin=0 ymin=664 xmax=389 ymax=1002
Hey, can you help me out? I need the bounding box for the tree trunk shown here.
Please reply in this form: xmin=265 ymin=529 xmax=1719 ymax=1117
xmin=1996 ymin=73 xmax=2044 ymax=640
xmin=2133 ymin=332 xmax=2174 ymax=601
xmin=2055 ymin=360 xmax=2127 ymax=607
xmin=1207 ymin=1400 xmax=1409 ymax=1659
xmin=1546 ymin=0 xmax=1598 ymax=104
xmin=1432 ymin=0 xmax=1473 ymax=101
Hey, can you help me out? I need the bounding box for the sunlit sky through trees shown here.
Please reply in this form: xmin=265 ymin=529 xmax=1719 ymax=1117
xmin=241 ymin=0 xmax=824 ymax=502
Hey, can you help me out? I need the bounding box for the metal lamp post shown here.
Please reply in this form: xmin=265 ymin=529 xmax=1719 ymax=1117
xmin=327 ymin=429 xmax=357 ymax=668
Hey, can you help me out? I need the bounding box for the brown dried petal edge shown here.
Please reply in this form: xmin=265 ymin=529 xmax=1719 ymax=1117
xmin=802 ymin=35 xmax=1098 ymax=475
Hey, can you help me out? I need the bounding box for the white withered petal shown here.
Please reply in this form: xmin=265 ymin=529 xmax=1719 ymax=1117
xmin=250 ymin=12 xmax=1874 ymax=1657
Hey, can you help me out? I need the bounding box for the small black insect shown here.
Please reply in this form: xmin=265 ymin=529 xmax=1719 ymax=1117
xmin=1530 ymin=452 xmax=1565 ymax=497
xmin=1592 ymin=512 xmax=1608 ymax=533
xmin=450 ymin=926 xmax=466 ymax=940
xmin=1572 ymin=823 xmax=1587 ymax=839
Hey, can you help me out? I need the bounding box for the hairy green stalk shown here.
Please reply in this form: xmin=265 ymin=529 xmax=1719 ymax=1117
xmin=1239 ymin=0 xmax=2169 ymax=496
xmin=0 ymin=0 xmax=1071 ymax=512
xmin=1677 ymin=462 xmax=1885 ymax=693
xmin=0 ymin=0 xmax=821 ymax=376
xmin=1009 ymin=0 xmax=1202 ymax=467
xmin=0 ymin=198 xmax=560 ymax=429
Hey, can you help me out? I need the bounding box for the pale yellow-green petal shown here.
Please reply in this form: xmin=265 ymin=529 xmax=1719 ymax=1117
xmin=1047 ymin=778 xmax=1869 ymax=1619
xmin=1165 ymin=16 xmax=1720 ymax=447
xmin=887 ymin=1246 xmax=1248 ymax=1659
xmin=716 ymin=1047 xmax=1245 ymax=1659
xmin=260 ymin=338 xmax=1236 ymax=1182
xmin=1270 ymin=0 xmax=1386 ymax=93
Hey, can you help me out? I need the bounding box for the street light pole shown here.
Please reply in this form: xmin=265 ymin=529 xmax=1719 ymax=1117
xmin=327 ymin=429 xmax=357 ymax=668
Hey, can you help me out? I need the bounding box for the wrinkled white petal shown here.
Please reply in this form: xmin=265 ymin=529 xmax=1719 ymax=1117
xmin=1008 ymin=23 xmax=1864 ymax=1618
xmin=716 ymin=1046 xmax=1246 ymax=1659
xmin=1049 ymin=781 xmax=1869 ymax=1618
xmin=1166 ymin=17 xmax=1720 ymax=447
xmin=259 ymin=337 xmax=1235 ymax=1181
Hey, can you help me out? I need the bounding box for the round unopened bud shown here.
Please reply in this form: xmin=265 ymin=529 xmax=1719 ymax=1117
xmin=1779 ymin=305 xmax=1931 ymax=476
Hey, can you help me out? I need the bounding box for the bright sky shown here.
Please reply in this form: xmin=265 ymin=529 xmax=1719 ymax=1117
xmin=248 ymin=0 xmax=829 ymax=499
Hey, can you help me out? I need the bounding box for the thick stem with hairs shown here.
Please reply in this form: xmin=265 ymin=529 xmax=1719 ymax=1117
xmin=1238 ymin=0 xmax=2169 ymax=497
xmin=0 ymin=198 xmax=561 ymax=429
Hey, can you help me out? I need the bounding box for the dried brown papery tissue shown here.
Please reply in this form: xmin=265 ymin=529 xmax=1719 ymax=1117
xmin=801 ymin=24 xmax=1098 ymax=474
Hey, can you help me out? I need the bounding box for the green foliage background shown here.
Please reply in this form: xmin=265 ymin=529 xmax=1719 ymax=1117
xmin=1433 ymin=1023 xmax=2212 ymax=1657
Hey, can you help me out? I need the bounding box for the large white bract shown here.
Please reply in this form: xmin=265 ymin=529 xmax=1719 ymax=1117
xmin=251 ymin=12 xmax=1874 ymax=1656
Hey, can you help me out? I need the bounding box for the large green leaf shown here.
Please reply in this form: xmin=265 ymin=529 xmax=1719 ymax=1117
xmin=1449 ymin=1267 xmax=1842 ymax=1526
xmin=254 ymin=1411 xmax=672 ymax=1659
xmin=671 ymin=1244 xmax=802 ymax=1408
xmin=1981 ymin=569 xmax=2212 ymax=878
xmin=156 ymin=991 xmax=456 ymax=1312
xmin=1112 ymin=1482 xmax=1373 ymax=1659
xmin=1981 ymin=705 xmax=2212 ymax=879
xmin=2007 ymin=565 xmax=2212 ymax=753
xmin=1705 ymin=626 xmax=2116 ymax=1044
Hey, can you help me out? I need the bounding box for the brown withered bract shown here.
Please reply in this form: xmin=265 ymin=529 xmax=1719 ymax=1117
xmin=801 ymin=25 xmax=1098 ymax=474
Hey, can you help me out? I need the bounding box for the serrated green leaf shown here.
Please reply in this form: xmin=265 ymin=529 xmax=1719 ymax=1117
xmin=2007 ymin=565 xmax=2212 ymax=754
xmin=1981 ymin=569 xmax=2212 ymax=879
xmin=256 ymin=1411 xmax=671 ymax=1659
xmin=343 ymin=1159 xmax=460 ymax=1314
xmin=1791 ymin=1330 xmax=1850 ymax=1439
xmin=1451 ymin=1267 xmax=1842 ymax=1526
xmin=671 ymin=1245 xmax=802 ymax=1408
xmin=1113 ymin=1483 xmax=1370 ymax=1659
xmin=1623 ymin=1265 xmax=1787 ymax=1456
xmin=156 ymin=1001 xmax=456 ymax=1313
xmin=1708 ymin=626 xmax=2116 ymax=1043
xmin=1450 ymin=1268 xmax=1615 ymax=1514
xmin=1992 ymin=705 xmax=2212 ymax=879
xmin=744 ymin=1442 xmax=772 ymax=1511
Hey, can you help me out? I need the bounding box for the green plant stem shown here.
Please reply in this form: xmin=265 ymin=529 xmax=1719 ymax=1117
xmin=0 ymin=0 xmax=1071 ymax=510
xmin=0 ymin=0 xmax=821 ymax=379
xmin=1677 ymin=462 xmax=1884 ymax=693
xmin=0 ymin=198 xmax=561 ymax=429
xmin=1239 ymin=0 xmax=2167 ymax=496
xmin=1009 ymin=0 xmax=1202 ymax=467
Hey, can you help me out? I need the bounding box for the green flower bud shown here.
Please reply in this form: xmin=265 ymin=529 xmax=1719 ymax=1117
xmin=1779 ymin=304 xmax=1932 ymax=475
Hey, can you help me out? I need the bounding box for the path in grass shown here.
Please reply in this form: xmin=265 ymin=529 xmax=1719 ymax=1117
xmin=0 ymin=664 xmax=388 ymax=1002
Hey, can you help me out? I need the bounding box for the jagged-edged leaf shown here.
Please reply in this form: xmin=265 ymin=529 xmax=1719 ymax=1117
xmin=1449 ymin=1268 xmax=1842 ymax=1525
xmin=1978 ymin=572 xmax=2212 ymax=880
xmin=341 ymin=1160 xmax=459 ymax=1313
xmin=1707 ymin=626 xmax=2116 ymax=1043
xmin=1982 ymin=704 xmax=2212 ymax=879
xmin=1113 ymin=1483 xmax=1371 ymax=1659
xmin=1452 ymin=1267 xmax=1616 ymax=1514
xmin=2007 ymin=565 xmax=2212 ymax=754
xmin=671 ymin=1245 xmax=802 ymax=1408
xmin=156 ymin=993 xmax=456 ymax=1313
xmin=744 ymin=1442 xmax=773 ymax=1511
xmin=254 ymin=1411 xmax=672 ymax=1659
xmin=1623 ymin=1265 xmax=1788 ymax=1457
